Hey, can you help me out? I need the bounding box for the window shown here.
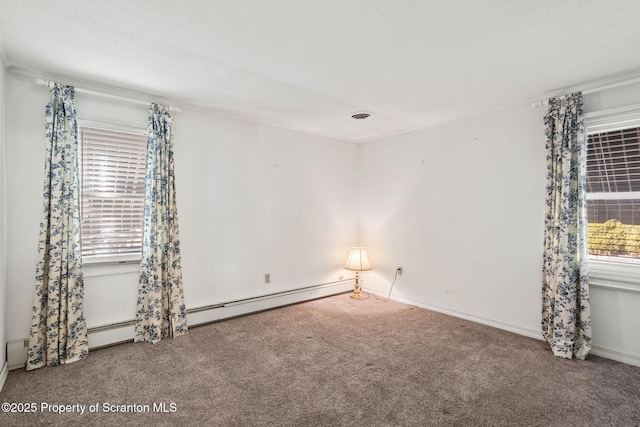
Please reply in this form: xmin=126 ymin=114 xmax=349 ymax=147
xmin=585 ymin=108 xmax=640 ymax=266
xmin=79 ymin=125 xmax=147 ymax=261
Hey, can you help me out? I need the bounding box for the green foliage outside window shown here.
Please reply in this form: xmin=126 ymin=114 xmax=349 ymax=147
xmin=588 ymin=219 xmax=640 ymax=258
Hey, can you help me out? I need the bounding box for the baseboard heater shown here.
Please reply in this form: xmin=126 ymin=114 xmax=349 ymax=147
xmin=7 ymin=279 xmax=353 ymax=370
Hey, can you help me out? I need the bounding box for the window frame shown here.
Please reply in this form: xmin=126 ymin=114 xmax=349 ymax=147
xmin=584 ymin=104 xmax=640 ymax=291
xmin=78 ymin=118 xmax=147 ymax=266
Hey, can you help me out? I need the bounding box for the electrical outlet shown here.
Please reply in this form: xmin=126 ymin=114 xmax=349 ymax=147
xmin=397 ymin=267 xmax=403 ymax=276
xmin=265 ymin=273 xmax=270 ymax=284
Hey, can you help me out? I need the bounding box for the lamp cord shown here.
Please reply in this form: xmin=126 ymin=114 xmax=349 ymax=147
xmin=385 ymin=269 xmax=399 ymax=301
xmin=356 ymin=276 xmax=371 ymax=300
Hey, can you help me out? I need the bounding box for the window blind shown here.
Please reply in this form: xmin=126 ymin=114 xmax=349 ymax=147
xmin=587 ymin=127 xmax=640 ymax=194
xmin=586 ymin=124 xmax=640 ymax=260
xmin=79 ymin=126 xmax=147 ymax=258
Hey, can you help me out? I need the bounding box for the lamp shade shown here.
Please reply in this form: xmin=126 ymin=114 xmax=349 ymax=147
xmin=344 ymin=247 xmax=372 ymax=271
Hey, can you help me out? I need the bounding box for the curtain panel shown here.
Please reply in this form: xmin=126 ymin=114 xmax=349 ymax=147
xmin=135 ymin=103 xmax=188 ymax=343
xmin=541 ymin=92 xmax=592 ymax=360
xmin=27 ymin=84 xmax=88 ymax=370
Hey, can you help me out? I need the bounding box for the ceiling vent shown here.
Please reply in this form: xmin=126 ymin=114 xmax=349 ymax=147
xmin=351 ymin=112 xmax=372 ymax=120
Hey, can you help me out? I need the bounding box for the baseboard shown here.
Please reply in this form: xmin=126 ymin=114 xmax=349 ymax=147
xmin=380 ymin=292 xmax=543 ymax=340
xmin=7 ymin=339 xmax=28 ymax=370
xmin=8 ymin=285 xmax=639 ymax=371
xmin=0 ymin=361 xmax=8 ymax=393
xmin=88 ymin=325 xmax=135 ymax=349
xmin=590 ymin=344 xmax=640 ymax=367
xmin=379 ymin=291 xmax=640 ymax=367
xmin=188 ymin=281 xmax=353 ymax=325
xmin=8 ymin=280 xmax=354 ymax=370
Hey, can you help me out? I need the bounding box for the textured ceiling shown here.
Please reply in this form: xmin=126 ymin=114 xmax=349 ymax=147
xmin=2 ymin=1 xmax=640 ymax=141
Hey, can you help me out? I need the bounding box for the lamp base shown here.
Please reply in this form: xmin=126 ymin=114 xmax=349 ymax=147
xmin=350 ymin=288 xmax=364 ymax=299
xmin=350 ymin=272 xmax=364 ymax=299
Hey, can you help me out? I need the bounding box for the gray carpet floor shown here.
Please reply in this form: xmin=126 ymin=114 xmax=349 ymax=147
xmin=1 ymin=293 xmax=639 ymax=426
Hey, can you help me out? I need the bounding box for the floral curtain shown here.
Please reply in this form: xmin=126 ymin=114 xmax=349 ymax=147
xmin=135 ymin=104 xmax=188 ymax=343
xmin=541 ymin=92 xmax=592 ymax=360
xmin=27 ymin=84 xmax=88 ymax=370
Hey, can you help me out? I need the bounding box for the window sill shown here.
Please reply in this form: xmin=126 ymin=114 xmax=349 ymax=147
xmin=83 ymin=255 xmax=141 ymax=278
xmin=83 ymin=253 xmax=141 ymax=264
xmin=589 ymin=259 xmax=640 ymax=293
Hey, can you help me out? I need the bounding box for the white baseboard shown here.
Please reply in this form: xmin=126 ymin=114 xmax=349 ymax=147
xmin=7 ymin=339 xmax=28 ymax=370
xmin=382 ymin=292 xmax=543 ymax=340
xmin=591 ymin=344 xmax=640 ymax=367
xmin=0 ymin=361 xmax=8 ymax=393
xmin=8 ymin=285 xmax=639 ymax=373
xmin=8 ymin=280 xmax=353 ymax=370
xmin=192 ymin=281 xmax=352 ymax=324
xmin=87 ymin=325 xmax=135 ymax=349
xmin=379 ymin=291 xmax=640 ymax=367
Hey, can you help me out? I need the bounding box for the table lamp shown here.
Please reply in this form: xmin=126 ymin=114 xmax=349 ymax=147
xmin=344 ymin=247 xmax=372 ymax=299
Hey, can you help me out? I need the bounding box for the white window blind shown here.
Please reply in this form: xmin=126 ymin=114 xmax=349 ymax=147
xmin=586 ymin=120 xmax=640 ymax=262
xmin=79 ymin=126 xmax=147 ymax=259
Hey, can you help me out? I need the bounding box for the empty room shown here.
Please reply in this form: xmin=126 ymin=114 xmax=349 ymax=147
xmin=1 ymin=1 xmax=640 ymax=426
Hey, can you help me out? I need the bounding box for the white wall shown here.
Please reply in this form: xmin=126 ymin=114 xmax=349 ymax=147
xmin=0 ymin=53 xmax=8 ymax=385
xmin=358 ymin=103 xmax=546 ymax=336
xmin=6 ymin=71 xmax=358 ymax=342
xmin=358 ymin=86 xmax=640 ymax=365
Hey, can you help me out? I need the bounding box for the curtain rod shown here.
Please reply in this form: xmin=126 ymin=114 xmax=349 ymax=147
xmin=531 ymin=71 xmax=640 ymax=109
xmin=34 ymin=78 xmax=181 ymax=114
